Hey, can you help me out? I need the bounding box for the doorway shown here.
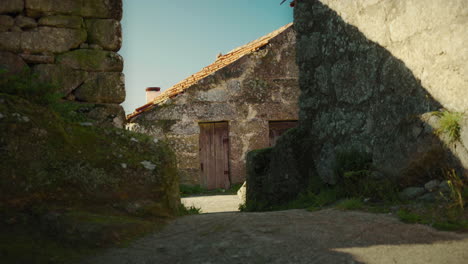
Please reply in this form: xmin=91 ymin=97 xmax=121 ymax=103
xmin=199 ymin=122 xmax=230 ymax=190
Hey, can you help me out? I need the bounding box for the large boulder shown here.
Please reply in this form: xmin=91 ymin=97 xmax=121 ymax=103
xmin=0 ymin=0 xmax=24 ymax=14
xmin=21 ymin=27 xmax=87 ymax=53
xmin=38 ymin=15 xmax=83 ymax=29
xmin=57 ymin=49 xmax=123 ymax=72
xmin=26 ymin=0 xmax=122 ymax=20
xmin=85 ymin=19 xmax=121 ymax=51
xmin=74 ymin=72 xmax=125 ymax=104
xmin=33 ymin=64 xmax=88 ymax=96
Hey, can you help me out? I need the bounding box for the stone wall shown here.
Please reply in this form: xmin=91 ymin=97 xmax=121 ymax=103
xmin=129 ymin=27 xmax=299 ymax=186
xmin=247 ymin=0 xmax=468 ymax=206
xmin=0 ymin=0 xmax=125 ymax=128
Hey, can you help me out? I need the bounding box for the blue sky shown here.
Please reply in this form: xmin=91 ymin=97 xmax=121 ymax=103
xmin=121 ymin=0 xmax=293 ymax=113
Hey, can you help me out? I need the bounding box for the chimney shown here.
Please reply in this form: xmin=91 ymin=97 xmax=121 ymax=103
xmin=146 ymin=87 xmax=161 ymax=103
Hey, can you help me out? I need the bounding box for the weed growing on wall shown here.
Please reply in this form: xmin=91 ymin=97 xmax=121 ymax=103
xmin=434 ymin=111 xmax=463 ymax=143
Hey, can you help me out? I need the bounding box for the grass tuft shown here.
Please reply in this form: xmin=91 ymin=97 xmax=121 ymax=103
xmin=335 ymin=198 xmax=364 ymax=210
xmin=436 ymin=111 xmax=463 ymax=143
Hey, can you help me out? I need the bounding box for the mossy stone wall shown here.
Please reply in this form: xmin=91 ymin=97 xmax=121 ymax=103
xmin=0 ymin=0 xmax=125 ymax=128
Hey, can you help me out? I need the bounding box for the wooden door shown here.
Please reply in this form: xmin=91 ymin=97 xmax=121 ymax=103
xmin=269 ymin=121 xmax=298 ymax=147
xmin=199 ymin=122 xmax=230 ymax=190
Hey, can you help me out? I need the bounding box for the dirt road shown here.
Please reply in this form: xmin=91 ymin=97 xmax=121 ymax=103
xmin=82 ymin=209 xmax=467 ymax=264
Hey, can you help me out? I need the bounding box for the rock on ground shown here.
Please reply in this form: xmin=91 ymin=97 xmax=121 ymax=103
xmin=81 ymin=209 xmax=468 ymax=264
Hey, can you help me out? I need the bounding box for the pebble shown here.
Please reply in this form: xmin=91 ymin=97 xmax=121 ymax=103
xmin=141 ymin=160 xmax=156 ymax=170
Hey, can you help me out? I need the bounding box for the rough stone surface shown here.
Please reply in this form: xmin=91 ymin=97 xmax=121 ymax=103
xmin=424 ymin=180 xmax=440 ymax=192
xmin=129 ymin=26 xmax=299 ymax=186
xmin=57 ymin=49 xmax=123 ymax=72
xmin=85 ymin=19 xmax=121 ymax=51
xmin=461 ymin=117 xmax=468 ymax=151
xmin=82 ymin=209 xmax=468 ymax=264
xmin=399 ymin=187 xmax=426 ymax=201
xmin=33 ymin=64 xmax=88 ymax=96
xmin=74 ymin=72 xmax=125 ymax=103
xmin=0 ymin=51 xmax=28 ymax=74
xmin=0 ymin=32 xmax=21 ymax=52
xmin=38 ymin=15 xmax=83 ymax=29
xmin=19 ymin=53 xmax=54 ymax=64
xmin=0 ymin=15 xmax=14 ymax=31
xmin=141 ymin=161 xmax=156 ymax=171
xmin=0 ymin=0 xmax=24 ymax=14
xmin=22 ymin=27 xmax=86 ymax=53
xmin=86 ymin=104 xmax=125 ymax=128
xmin=26 ymin=0 xmax=122 ymax=20
xmin=15 ymin=15 xmax=37 ymax=29
xmin=247 ymin=0 xmax=468 ymax=207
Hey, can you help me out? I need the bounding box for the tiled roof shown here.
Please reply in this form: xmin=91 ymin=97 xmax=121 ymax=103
xmin=127 ymin=23 xmax=293 ymax=120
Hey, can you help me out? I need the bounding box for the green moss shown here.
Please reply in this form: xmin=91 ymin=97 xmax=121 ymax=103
xmin=335 ymin=198 xmax=364 ymax=210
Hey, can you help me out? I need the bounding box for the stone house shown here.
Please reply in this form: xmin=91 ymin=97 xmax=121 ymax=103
xmin=127 ymin=23 xmax=299 ymax=189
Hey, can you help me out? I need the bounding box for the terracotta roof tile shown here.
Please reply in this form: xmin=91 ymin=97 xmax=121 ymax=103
xmin=127 ymin=23 xmax=293 ymax=120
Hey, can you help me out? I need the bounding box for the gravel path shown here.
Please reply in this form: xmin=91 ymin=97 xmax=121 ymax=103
xmin=82 ymin=209 xmax=468 ymax=264
xmin=181 ymin=194 xmax=241 ymax=213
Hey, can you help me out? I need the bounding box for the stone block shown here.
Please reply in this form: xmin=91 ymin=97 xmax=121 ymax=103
xmin=0 ymin=51 xmax=28 ymax=74
xmin=86 ymin=103 xmax=125 ymax=128
xmin=424 ymin=179 xmax=440 ymax=192
xmin=25 ymin=0 xmax=81 ymax=18
xmin=57 ymin=49 xmax=123 ymax=72
xmin=81 ymin=0 xmax=123 ymax=20
xmin=0 ymin=0 xmax=24 ymax=14
xmin=15 ymin=15 xmax=37 ymax=29
xmin=26 ymin=0 xmax=122 ymax=20
xmin=33 ymin=64 xmax=88 ymax=96
xmin=19 ymin=53 xmax=55 ymax=64
xmin=38 ymin=15 xmax=83 ymax=29
xmin=85 ymin=19 xmax=121 ymax=51
xmin=0 ymin=32 xmax=21 ymax=52
xmin=74 ymin=72 xmax=125 ymax=103
xmin=0 ymin=15 xmax=14 ymax=32
xmin=21 ymin=27 xmax=87 ymax=53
